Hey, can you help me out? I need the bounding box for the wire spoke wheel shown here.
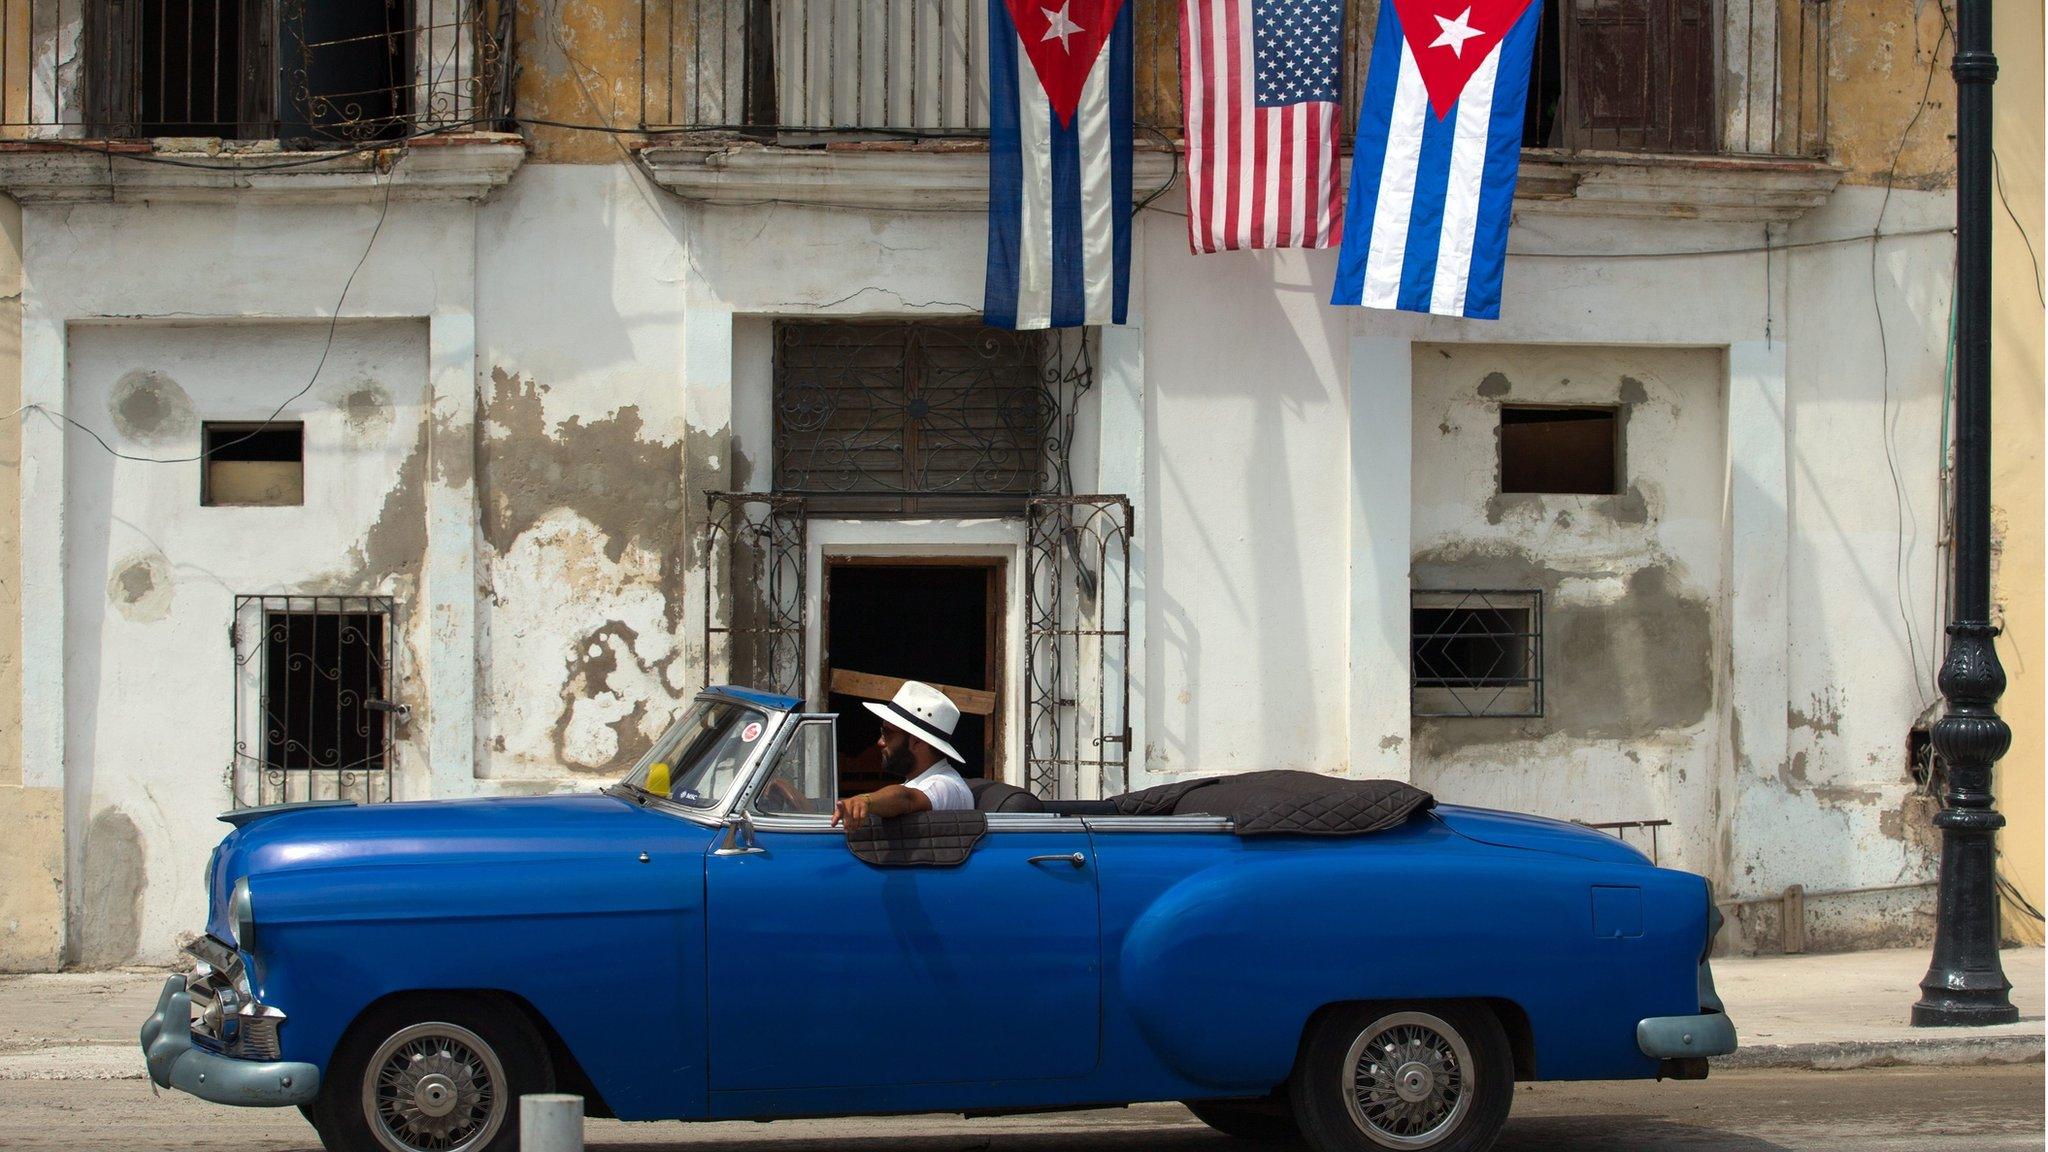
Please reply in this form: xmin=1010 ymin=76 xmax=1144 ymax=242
xmin=361 ymin=1022 xmax=507 ymax=1152
xmin=1340 ymin=1012 xmax=1476 ymax=1149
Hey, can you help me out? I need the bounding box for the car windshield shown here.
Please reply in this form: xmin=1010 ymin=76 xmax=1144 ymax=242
xmin=618 ymin=698 xmax=770 ymax=809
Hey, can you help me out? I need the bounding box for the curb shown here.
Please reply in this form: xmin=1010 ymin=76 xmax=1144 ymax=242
xmin=1715 ymin=1033 xmax=2045 ymax=1071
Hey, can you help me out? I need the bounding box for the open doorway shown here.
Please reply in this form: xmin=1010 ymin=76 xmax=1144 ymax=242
xmin=824 ymin=558 xmax=1006 ymax=797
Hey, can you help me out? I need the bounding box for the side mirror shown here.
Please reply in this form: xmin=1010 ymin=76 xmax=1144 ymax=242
xmin=713 ymin=812 xmax=766 ymax=856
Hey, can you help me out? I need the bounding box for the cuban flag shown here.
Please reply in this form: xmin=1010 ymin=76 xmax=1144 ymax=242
xmin=1330 ymin=0 xmax=1540 ymax=319
xmin=985 ymin=0 xmax=1133 ymax=329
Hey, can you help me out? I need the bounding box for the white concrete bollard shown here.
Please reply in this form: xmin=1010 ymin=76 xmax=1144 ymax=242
xmin=520 ymin=1093 xmax=584 ymax=1152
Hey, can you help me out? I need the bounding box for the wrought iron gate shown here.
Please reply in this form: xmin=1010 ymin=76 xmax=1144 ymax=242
xmin=1024 ymin=495 xmax=1132 ymax=800
xmin=702 ymin=491 xmax=807 ymax=700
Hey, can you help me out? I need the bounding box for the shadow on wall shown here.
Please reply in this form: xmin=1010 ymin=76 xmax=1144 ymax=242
xmin=73 ymin=808 xmax=144 ymax=968
xmin=1145 ymin=238 xmax=1347 ymax=777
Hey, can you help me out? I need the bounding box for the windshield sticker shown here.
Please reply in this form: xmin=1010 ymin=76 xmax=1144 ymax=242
xmin=676 ymin=788 xmax=701 ymax=803
xmin=740 ymin=722 xmax=763 ymax=743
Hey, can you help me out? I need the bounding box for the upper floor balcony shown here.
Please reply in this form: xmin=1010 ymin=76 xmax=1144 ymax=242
xmin=637 ymin=0 xmax=1843 ymax=220
xmin=0 ymin=0 xmax=521 ymax=199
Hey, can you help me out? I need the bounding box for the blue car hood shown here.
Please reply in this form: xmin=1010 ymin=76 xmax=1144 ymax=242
xmin=1430 ymin=804 xmax=1652 ymax=865
xmin=205 ymin=793 xmax=670 ymax=941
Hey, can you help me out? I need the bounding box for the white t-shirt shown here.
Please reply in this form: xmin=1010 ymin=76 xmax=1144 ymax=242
xmin=904 ymin=763 xmax=974 ymax=812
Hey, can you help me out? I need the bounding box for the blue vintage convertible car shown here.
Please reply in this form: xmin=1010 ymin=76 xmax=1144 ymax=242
xmin=142 ymin=685 xmax=1735 ymax=1152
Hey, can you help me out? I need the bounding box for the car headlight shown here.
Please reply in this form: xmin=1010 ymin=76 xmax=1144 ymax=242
xmin=230 ymin=877 xmax=257 ymax=953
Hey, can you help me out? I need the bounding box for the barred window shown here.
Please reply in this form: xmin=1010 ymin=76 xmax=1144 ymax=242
xmin=1412 ymin=590 xmax=1544 ymax=718
xmin=232 ymin=595 xmax=398 ymax=807
xmin=773 ymin=321 xmax=1054 ymax=516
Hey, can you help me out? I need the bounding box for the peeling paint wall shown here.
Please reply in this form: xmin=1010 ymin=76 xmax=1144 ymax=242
xmin=474 ymin=165 xmax=693 ymax=781
xmin=63 ymin=320 xmax=433 ymax=962
xmin=1410 ymin=346 xmax=1728 ymax=876
xmin=1829 ymin=0 xmax=1958 ymax=185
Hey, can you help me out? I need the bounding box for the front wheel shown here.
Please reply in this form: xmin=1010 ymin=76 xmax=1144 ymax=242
xmin=1290 ymin=1003 xmax=1512 ymax=1152
xmin=310 ymin=996 xmax=553 ymax=1152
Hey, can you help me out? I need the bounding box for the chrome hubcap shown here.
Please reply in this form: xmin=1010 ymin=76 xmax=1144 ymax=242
xmin=362 ymin=1023 xmax=505 ymax=1152
xmin=1341 ymin=1012 xmax=1475 ymax=1149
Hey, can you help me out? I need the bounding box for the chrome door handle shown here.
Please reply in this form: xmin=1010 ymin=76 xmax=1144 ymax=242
xmin=1027 ymin=852 xmax=1087 ymax=868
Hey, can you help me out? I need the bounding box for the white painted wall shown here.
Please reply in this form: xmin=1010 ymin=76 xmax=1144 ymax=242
xmin=14 ymin=161 xmax=1961 ymax=960
xmin=63 ymin=320 xmax=431 ymax=963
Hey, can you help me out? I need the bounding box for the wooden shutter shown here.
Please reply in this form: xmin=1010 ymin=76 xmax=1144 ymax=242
xmin=1560 ymin=0 xmax=1715 ymax=152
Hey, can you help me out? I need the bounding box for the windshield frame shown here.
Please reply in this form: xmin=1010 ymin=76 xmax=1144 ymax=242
xmin=609 ymin=691 xmax=791 ymax=825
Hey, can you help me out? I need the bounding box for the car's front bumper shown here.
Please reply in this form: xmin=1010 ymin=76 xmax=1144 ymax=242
xmin=1636 ymin=1010 xmax=1739 ymax=1060
xmin=139 ymin=976 xmax=319 ymax=1107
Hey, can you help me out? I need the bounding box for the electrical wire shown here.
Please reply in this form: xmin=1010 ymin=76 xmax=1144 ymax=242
xmin=17 ymin=166 xmax=396 ymax=464
xmin=1869 ymin=1 xmax=1953 ymax=712
xmin=1991 ymin=147 xmax=2045 ymax=308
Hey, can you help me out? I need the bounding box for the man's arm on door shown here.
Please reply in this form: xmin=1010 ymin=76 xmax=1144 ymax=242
xmin=832 ymin=784 xmax=933 ymax=830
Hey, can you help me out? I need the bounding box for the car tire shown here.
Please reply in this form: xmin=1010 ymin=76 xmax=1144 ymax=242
xmin=1186 ymin=1096 xmax=1304 ymax=1142
xmin=1289 ymin=1002 xmax=1513 ymax=1152
xmin=309 ymin=995 xmax=553 ymax=1152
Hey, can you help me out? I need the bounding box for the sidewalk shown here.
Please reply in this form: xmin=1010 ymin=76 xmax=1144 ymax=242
xmin=1 ymin=948 xmax=2039 ymax=1081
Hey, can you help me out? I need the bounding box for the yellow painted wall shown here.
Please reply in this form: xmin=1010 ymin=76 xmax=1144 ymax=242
xmin=1992 ymin=0 xmax=2044 ymax=946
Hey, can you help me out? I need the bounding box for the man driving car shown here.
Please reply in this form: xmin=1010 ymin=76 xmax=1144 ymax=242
xmin=832 ymin=680 xmax=974 ymax=830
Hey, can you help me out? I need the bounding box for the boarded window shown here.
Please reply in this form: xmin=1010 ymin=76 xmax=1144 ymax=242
xmin=1412 ymin=590 xmax=1544 ymax=718
xmin=203 ymin=422 xmax=304 ymax=506
xmin=1499 ymin=406 xmax=1619 ymax=495
xmin=1553 ymin=0 xmax=1715 ymax=152
xmin=773 ymin=321 xmax=1051 ymax=515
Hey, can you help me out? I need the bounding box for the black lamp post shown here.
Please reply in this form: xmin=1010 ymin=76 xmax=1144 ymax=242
xmin=1911 ymin=0 xmax=2019 ymax=1027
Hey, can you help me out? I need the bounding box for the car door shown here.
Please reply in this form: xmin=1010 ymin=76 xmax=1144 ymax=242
xmin=703 ymin=717 xmax=1101 ymax=1093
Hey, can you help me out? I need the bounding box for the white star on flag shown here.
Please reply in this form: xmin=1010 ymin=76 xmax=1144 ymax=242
xmin=1429 ymin=7 xmax=1484 ymax=56
xmin=1040 ymin=2 xmax=1084 ymax=51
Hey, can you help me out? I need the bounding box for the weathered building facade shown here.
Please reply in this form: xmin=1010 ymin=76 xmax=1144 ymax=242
xmin=0 ymin=0 xmax=2034 ymax=968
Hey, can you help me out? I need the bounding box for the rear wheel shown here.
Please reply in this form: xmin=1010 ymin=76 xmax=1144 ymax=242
xmin=310 ymin=996 xmax=552 ymax=1152
xmin=1290 ymin=1003 xmax=1512 ymax=1152
xmin=1185 ymin=1096 xmax=1303 ymax=1142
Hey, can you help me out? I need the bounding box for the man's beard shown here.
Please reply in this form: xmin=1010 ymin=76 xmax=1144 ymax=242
xmin=881 ymin=742 xmax=915 ymax=777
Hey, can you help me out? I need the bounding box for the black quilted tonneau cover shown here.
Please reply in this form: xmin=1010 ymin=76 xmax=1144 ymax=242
xmin=845 ymin=809 xmax=988 ymax=866
xmin=1110 ymin=769 xmax=1433 ymax=836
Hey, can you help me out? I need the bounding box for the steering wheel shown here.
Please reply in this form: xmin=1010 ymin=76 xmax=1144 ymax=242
xmin=755 ymin=775 xmax=816 ymax=815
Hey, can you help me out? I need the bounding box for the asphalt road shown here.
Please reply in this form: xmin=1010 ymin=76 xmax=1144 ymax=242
xmin=1 ymin=1065 xmax=2039 ymax=1151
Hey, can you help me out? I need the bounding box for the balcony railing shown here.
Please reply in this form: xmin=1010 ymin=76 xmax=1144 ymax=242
xmin=640 ymin=0 xmax=1827 ymax=159
xmin=639 ymin=0 xmax=1179 ymax=134
xmin=0 ymin=0 xmax=512 ymax=142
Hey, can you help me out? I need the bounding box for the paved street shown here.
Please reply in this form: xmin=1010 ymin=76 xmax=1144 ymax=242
xmin=0 ymin=1065 xmax=2038 ymax=1151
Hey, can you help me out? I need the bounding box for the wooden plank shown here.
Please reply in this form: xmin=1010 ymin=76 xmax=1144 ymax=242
xmin=831 ymin=668 xmax=996 ymax=716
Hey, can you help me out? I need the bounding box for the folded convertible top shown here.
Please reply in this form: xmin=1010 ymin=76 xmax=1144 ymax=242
xmin=1109 ymin=769 xmax=1434 ymax=836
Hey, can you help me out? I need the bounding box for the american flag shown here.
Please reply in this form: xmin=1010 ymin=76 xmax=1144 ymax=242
xmin=1180 ymin=0 xmax=1348 ymax=253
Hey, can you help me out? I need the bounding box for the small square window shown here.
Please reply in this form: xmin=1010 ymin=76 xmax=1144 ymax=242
xmin=203 ymin=422 xmax=303 ymax=506
xmin=1412 ymin=590 xmax=1544 ymax=718
xmin=1499 ymin=406 xmax=1618 ymax=495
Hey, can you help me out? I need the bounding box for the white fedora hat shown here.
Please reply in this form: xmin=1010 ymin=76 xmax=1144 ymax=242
xmin=863 ymin=680 xmax=965 ymax=764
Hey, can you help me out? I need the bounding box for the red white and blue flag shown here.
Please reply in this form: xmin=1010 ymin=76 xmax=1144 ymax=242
xmin=984 ymin=0 xmax=1133 ymax=330
xmin=1331 ymin=0 xmax=1539 ymax=318
xmin=1180 ymin=0 xmax=1347 ymax=253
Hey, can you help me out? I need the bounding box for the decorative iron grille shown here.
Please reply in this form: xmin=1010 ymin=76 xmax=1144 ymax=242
xmin=2 ymin=0 xmax=511 ymax=140
xmin=773 ymin=321 xmax=1092 ymax=516
xmin=1411 ymin=589 xmax=1544 ymax=719
xmin=1024 ymin=494 xmax=1132 ymax=800
xmin=702 ymin=491 xmax=807 ymax=699
xmin=230 ymin=594 xmax=397 ymax=807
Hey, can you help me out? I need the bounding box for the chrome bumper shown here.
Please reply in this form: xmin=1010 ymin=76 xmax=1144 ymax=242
xmin=1637 ymin=1010 xmax=1738 ymax=1059
xmin=139 ymin=976 xmax=319 ymax=1107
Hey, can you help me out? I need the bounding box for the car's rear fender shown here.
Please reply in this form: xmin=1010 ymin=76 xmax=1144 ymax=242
xmin=1115 ymin=833 xmax=1706 ymax=1089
